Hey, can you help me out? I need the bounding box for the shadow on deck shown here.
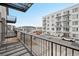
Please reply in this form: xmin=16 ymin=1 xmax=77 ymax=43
xmin=0 ymin=37 xmax=32 ymax=56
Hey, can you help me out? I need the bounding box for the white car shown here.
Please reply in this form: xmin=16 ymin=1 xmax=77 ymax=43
xmin=74 ymin=39 xmax=79 ymax=43
xmin=61 ymin=37 xmax=74 ymax=42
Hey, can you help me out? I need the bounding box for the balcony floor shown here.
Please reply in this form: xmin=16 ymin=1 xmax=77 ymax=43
xmin=0 ymin=37 xmax=32 ymax=56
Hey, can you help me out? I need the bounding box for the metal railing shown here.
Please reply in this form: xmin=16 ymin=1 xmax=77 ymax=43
xmin=18 ymin=31 xmax=79 ymax=56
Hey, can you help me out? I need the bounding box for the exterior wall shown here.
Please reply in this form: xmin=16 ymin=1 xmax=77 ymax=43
xmin=0 ymin=6 xmax=7 ymax=45
xmin=42 ymin=4 xmax=79 ymax=39
xmin=0 ymin=6 xmax=7 ymax=19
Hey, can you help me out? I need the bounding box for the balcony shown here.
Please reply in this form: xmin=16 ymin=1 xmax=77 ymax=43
xmin=63 ymin=11 xmax=70 ymax=16
xmin=62 ymin=16 xmax=70 ymax=22
xmin=56 ymin=16 xmax=61 ymax=20
xmin=6 ymin=16 xmax=16 ymax=23
xmin=56 ymin=24 xmax=62 ymax=27
xmin=56 ymin=22 xmax=62 ymax=27
xmin=1 ymin=30 xmax=79 ymax=56
xmin=0 ymin=3 xmax=33 ymax=12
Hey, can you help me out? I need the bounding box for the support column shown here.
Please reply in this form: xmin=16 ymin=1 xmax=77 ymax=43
xmin=0 ymin=17 xmax=2 ymax=46
xmin=0 ymin=17 xmax=5 ymax=46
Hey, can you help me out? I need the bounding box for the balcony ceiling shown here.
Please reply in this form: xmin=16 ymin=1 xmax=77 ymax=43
xmin=0 ymin=3 xmax=33 ymax=12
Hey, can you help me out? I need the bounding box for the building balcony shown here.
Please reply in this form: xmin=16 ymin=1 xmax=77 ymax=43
xmin=63 ymin=11 xmax=70 ymax=16
xmin=56 ymin=20 xmax=62 ymax=23
xmin=56 ymin=30 xmax=62 ymax=33
xmin=6 ymin=16 xmax=17 ymax=23
xmin=62 ymin=25 xmax=70 ymax=28
xmin=1 ymin=30 xmax=79 ymax=56
xmin=43 ymin=19 xmax=46 ymax=22
xmin=62 ymin=19 xmax=70 ymax=22
xmin=62 ymin=30 xmax=70 ymax=33
xmin=56 ymin=25 xmax=62 ymax=27
xmin=56 ymin=16 xmax=61 ymax=19
xmin=63 ymin=13 xmax=70 ymax=16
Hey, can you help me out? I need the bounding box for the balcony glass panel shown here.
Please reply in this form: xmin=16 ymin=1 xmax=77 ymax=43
xmin=6 ymin=16 xmax=16 ymax=23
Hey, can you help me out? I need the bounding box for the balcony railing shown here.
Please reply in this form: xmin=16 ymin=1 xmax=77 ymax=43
xmin=5 ymin=31 xmax=17 ymax=38
xmin=17 ymin=31 xmax=79 ymax=56
xmin=6 ymin=16 xmax=16 ymax=23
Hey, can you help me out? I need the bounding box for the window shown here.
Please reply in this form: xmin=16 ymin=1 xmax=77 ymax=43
xmin=47 ymin=24 xmax=49 ymax=26
xmin=52 ymin=24 xmax=54 ymax=26
xmin=56 ymin=28 xmax=61 ymax=31
xmin=47 ymin=17 xmax=49 ymax=19
xmin=43 ymin=19 xmax=46 ymax=22
xmin=47 ymin=20 xmax=49 ymax=23
xmin=73 ymin=34 xmax=78 ymax=38
xmin=72 ymin=21 xmax=78 ymax=25
xmin=43 ymin=27 xmax=46 ymax=30
xmin=63 ymin=22 xmax=69 ymax=26
xmin=47 ymin=28 xmax=49 ymax=30
xmin=47 ymin=32 xmax=50 ymax=35
xmin=63 ymin=15 xmax=69 ymax=21
xmin=56 ymin=22 xmax=61 ymax=26
xmin=52 ymin=15 xmax=54 ymax=18
xmin=63 ymin=10 xmax=69 ymax=14
xmin=72 ymin=8 xmax=78 ymax=13
xmin=43 ymin=23 xmax=46 ymax=26
xmin=72 ymin=27 xmax=78 ymax=31
xmin=51 ymin=28 xmax=54 ymax=30
xmin=56 ymin=13 xmax=61 ymax=16
xmin=56 ymin=16 xmax=61 ymax=21
xmin=63 ymin=27 xmax=69 ymax=31
xmin=71 ymin=14 xmax=78 ymax=19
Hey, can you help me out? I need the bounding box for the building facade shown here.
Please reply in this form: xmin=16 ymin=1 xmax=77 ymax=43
xmin=42 ymin=4 xmax=79 ymax=39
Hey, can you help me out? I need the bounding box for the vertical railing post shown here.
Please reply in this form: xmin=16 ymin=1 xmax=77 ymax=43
xmin=60 ymin=45 xmax=61 ymax=56
xmin=21 ymin=32 xmax=22 ymax=40
xmin=46 ymin=40 xmax=47 ymax=56
xmin=55 ymin=44 xmax=57 ymax=56
xmin=19 ymin=32 xmax=20 ymax=40
xmin=72 ymin=49 xmax=74 ymax=56
xmin=43 ymin=40 xmax=44 ymax=56
xmin=41 ymin=39 xmax=42 ymax=56
xmin=21 ymin=32 xmax=22 ymax=41
xmin=65 ymin=47 xmax=67 ymax=56
xmin=30 ymin=35 xmax=32 ymax=54
xmin=48 ymin=42 xmax=50 ymax=56
xmin=51 ymin=42 xmax=53 ymax=56
xmin=24 ymin=33 xmax=25 ymax=43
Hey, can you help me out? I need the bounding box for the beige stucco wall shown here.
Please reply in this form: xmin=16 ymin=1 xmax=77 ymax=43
xmin=0 ymin=6 xmax=8 ymax=45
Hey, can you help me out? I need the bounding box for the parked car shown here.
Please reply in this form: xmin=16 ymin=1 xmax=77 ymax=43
xmin=61 ymin=37 xmax=74 ymax=42
xmin=74 ymin=39 xmax=79 ymax=43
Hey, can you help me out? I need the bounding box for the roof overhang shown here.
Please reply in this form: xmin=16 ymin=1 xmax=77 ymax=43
xmin=0 ymin=3 xmax=33 ymax=12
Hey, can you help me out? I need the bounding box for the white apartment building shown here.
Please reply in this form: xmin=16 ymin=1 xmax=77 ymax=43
xmin=42 ymin=4 xmax=79 ymax=39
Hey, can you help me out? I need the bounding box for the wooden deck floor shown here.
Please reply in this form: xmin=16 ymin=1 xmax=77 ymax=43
xmin=0 ymin=37 xmax=32 ymax=56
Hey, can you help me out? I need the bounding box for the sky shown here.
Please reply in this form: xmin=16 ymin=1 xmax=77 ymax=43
xmin=9 ymin=3 xmax=75 ymax=27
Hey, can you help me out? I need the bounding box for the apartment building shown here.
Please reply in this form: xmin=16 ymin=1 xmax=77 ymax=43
xmin=42 ymin=4 xmax=79 ymax=39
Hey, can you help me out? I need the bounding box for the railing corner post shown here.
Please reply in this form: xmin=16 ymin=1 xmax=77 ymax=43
xmin=30 ymin=35 xmax=32 ymax=54
xmin=51 ymin=42 xmax=53 ymax=56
